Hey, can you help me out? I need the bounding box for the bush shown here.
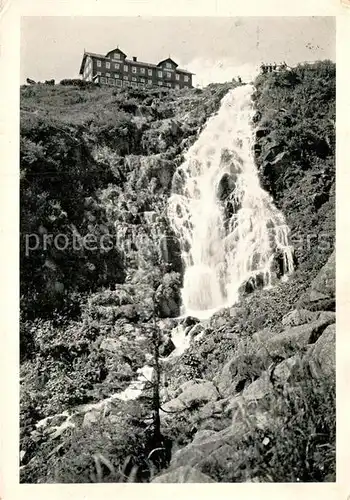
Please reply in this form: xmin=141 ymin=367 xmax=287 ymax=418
xmin=21 ymin=415 xmax=155 ymax=483
xmin=59 ymin=79 xmax=95 ymax=88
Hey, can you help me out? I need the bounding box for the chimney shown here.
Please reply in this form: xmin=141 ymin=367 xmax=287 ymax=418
xmin=132 ymin=56 xmax=137 ymax=62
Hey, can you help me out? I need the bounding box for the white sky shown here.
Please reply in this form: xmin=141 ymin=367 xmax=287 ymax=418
xmin=20 ymin=16 xmax=335 ymax=86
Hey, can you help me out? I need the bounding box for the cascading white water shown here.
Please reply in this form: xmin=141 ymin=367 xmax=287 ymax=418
xmin=168 ymin=84 xmax=294 ymax=319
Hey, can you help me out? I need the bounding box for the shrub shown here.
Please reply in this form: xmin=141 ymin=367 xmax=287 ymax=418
xmin=21 ymin=415 xmax=155 ymax=483
xmin=59 ymin=79 xmax=95 ymax=88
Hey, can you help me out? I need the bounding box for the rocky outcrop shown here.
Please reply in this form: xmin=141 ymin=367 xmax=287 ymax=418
xmin=214 ymin=309 xmax=335 ymax=398
xmin=281 ymin=308 xmax=319 ymax=327
xmin=154 ymin=272 xmax=182 ymax=318
xmin=157 ymin=255 xmax=336 ymax=481
xmin=303 ymin=323 xmax=335 ymax=378
xmin=298 ymin=251 xmax=335 ymax=311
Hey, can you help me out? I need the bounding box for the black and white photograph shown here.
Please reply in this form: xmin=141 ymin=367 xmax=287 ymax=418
xmin=16 ymin=13 xmax=337 ymax=485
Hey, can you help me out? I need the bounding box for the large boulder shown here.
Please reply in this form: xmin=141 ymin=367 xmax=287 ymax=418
xmin=177 ymin=380 xmax=220 ymax=407
xmin=159 ymin=334 xmax=176 ymax=357
xmin=154 ymin=272 xmax=181 ymax=318
xmin=281 ymin=309 xmax=319 ymax=327
xmin=215 ymin=341 xmax=270 ymax=398
xmin=298 ymin=251 xmax=335 ymax=310
xmin=216 ymin=173 xmax=236 ymax=201
xmin=152 ymin=465 xmax=215 ymax=483
xmin=271 ymin=354 xmax=302 ymax=386
xmin=303 ymin=323 xmax=335 ymax=378
xmin=160 ymin=380 xmax=220 ymax=419
xmin=261 ymin=311 xmax=335 ymax=359
xmin=236 ymin=371 xmax=272 ymax=405
xmin=169 ymin=422 xmax=247 ymax=470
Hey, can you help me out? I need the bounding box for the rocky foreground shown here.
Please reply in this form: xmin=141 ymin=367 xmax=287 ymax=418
xmin=20 ymin=61 xmax=335 ymax=483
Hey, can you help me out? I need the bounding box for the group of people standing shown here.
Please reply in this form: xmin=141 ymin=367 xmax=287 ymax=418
xmin=260 ymin=62 xmax=287 ymax=74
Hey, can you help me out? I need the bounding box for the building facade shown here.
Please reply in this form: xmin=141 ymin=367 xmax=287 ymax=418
xmin=79 ymin=47 xmax=194 ymax=89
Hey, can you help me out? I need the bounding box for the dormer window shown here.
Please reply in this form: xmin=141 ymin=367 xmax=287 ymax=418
xmin=97 ymin=60 xmax=101 ymax=67
xmin=184 ymin=75 xmax=189 ymax=82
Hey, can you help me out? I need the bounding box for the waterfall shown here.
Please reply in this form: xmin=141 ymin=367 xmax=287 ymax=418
xmin=168 ymin=84 xmax=294 ymax=319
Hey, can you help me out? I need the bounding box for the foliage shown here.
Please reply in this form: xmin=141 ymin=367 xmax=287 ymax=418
xmin=59 ymin=79 xmax=96 ymax=88
xmin=21 ymin=415 xmax=156 ymax=483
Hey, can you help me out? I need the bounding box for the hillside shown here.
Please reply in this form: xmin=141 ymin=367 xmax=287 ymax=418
xmin=20 ymin=62 xmax=335 ymax=483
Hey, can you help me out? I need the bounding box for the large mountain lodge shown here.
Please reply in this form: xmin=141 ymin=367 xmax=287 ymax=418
xmin=79 ymin=47 xmax=194 ymax=90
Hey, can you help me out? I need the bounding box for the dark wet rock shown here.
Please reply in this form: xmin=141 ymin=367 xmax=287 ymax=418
xmin=159 ymin=233 xmax=183 ymax=273
xmin=217 ymin=173 xmax=236 ymax=201
xmin=270 ymin=150 xmax=287 ymax=165
xmin=159 ymin=335 xmax=176 ymax=357
xmin=154 ymin=272 xmax=182 ymax=318
xmin=255 ymin=127 xmax=269 ymax=138
xmin=181 ymin=316 xmax=200 ymax=328
xmin=238 ymin=272 xmax=266 ymax=296
xmin=155 ymin=287 xmax=181 ymax=318
xmin=262 ymin=143 xmax=281 ymax=162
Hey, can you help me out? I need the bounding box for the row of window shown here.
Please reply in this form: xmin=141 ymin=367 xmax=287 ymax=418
xmin=98 ymin=76 xmax=187 ymax=89
xmin=95 ymin=60 xmax=189 ymax=81
xmin=95 ymin=71 xmax=190 ymax=83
